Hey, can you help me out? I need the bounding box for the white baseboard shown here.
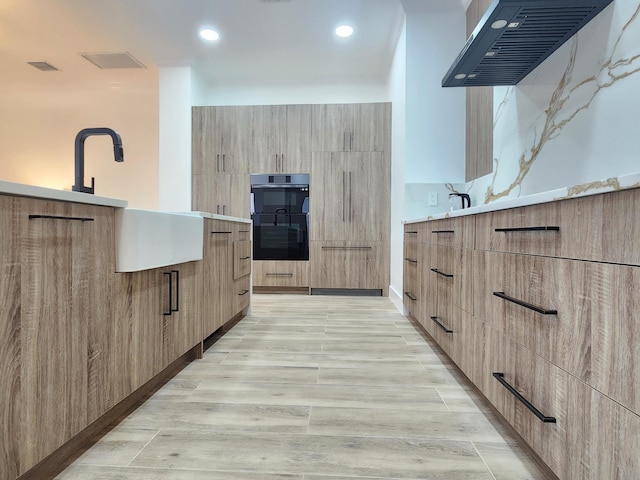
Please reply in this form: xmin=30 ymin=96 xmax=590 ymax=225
xmin=389 ymin=285 xmax=406 ymax=315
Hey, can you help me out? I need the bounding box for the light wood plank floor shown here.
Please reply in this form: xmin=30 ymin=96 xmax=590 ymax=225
xmin=57 ymin=295 xmax=551 ymax=479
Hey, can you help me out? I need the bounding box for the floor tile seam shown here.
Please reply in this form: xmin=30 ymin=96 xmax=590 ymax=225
xmin=470 ymin=441 xmax=499 ymax=480
xmin=124 ymin=428 xmax=161 ymax=467
xmin=434 ymin=387 xmax=452 ymax=412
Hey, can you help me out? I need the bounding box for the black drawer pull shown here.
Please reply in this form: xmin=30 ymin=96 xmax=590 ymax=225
xmin=266 ymin=273 xmax=293 ymax=277
xmin=430 ymin=316 xmax=453 ymax=333
xmin=240 ymin=256 xmax=251 ymax=260
xmin=493 ymin=372 xmax=556 ymax=423
xmin=29 ymin=215 xmax=94 ymax=222
xmin=211 ymin=231 xmax=232 ymax=234
xmin=493 ymin=292 xmax=557 ymax=315
xmin=405 ymin=231 xmax=418 ymax=235
xmin=171 ymin=270 xmax=180 ymax=313
xmin=432 ymin=230 xmax=454 ymax=234
xmin=430 ymin=268 xmax=454 ymax=278
xmin=404 ymin=291 xmax=417 ymax=301
xmin=239 ymin=289 xmax=249 ymax=296
xmin=163 ymin=272 xmax=173 ymax=316
xmin=495 ymin=226 xmax=560 ymax=232
xmin=239 ymin=230 xmax=250 ymax=233
xmin=404 ymin=258 xmax=418 ymax=264
xmin=322 ymin=246 xmax=372 ymax=250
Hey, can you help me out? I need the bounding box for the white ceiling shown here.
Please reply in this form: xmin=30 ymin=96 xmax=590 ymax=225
xmin=0 ymin=0 xmax=466 ymax=89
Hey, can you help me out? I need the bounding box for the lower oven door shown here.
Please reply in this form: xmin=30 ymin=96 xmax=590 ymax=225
xmin=252 ymin=213 xmax=309 ymax=261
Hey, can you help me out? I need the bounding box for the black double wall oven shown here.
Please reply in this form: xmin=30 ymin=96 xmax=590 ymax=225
xmin=251 ymin=174 xmax=309 ymax=261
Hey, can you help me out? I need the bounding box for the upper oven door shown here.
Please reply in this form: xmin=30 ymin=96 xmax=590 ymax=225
xmin=252 ymin=186 xmax=309 ymax=215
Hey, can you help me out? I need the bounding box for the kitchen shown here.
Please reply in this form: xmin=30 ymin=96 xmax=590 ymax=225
xmin=1 ymin=0 xmax=639 ymax=479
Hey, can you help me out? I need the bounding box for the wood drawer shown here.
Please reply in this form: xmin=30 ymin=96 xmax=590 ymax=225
xmin=424 ymin=215 xmax=475 ymax=249
xmin=253 ymin=260 xmax=309 ymax=287
xmin=483 ymin=251 xmax=640 ymax=414
xmin=233 ymin=275 xmax=251 ymax=314
xmin=310 ymin=241 xmax=383 ymax=291
xmin=233 ymin=240 xmax=251 ymax=279
xmin=484 ymin=328 xmax=574 ymax=478
xmin=476 ymin=188 xmax=640 ymax=265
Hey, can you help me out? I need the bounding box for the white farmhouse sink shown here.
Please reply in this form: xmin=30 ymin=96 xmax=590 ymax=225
xmin=115 ymin=208 xmax=204 ymax=272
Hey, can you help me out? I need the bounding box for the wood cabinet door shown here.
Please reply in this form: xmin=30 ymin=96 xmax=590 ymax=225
xmin=192 ymin=106 xmax=219 ymax=175
xmin=20 ymin=199 xmax=90 ymax=471
xmin=350 ymin=103 xmax=389 ymax=153
xmin=252 ymin=105 xmax=286 ymax=174
xmin=192 ymin=174 xmax=250 ymax=219
xmin=233 ymin=240 xmax=252 ymax=280
xmin=310 ymin=152 xmax=347 ymax=241
xmin=343 ymin=152 xmax=387 ymax=242
xmin=202 ymin=221 xmax=232 ymax=337
xmin=216 ymin=106 xmax=251 ymax=174
xmin=283 ymin=104 xmax=312 ymax=173
xmin=0 ymin=196 xmax=21 ymax=478
xmin=162 ymin=262 xmax=199 ymax=365
xmin=311 ymin=104 xmax=352 ymax=152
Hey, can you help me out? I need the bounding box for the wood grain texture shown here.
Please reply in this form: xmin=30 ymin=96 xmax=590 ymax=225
xmin=192 ymin=173 xmax=250 ymax=219
xmin=310 ymin=241 xmax=383 ymax=291
xmin=253 ymin=260 xmax=309 ymax=287
xmin=202 ymin=220 xmax=232 ymax=337
xmin=465 ymin=0 xmax=493 ymax=182
xmin=233 ymin=240 xmax=251 ymax=280
xmin=20 ymin=199 xmax=89 ymax=471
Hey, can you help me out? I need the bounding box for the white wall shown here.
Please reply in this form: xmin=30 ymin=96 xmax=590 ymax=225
xmin=158 ymin=67 xmax=194 ymax=211
xmin=405 ymin=10 xmax=466 ymax=185
xmin=0 ymin=72 xmax=160 ymax=209
xmin=387 ymin=17 xmax=407 ymax=311
xmin=195 ymin=83 xmax=389 ymax=106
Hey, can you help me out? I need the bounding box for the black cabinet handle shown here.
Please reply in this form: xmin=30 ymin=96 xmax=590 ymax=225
xmin=29 ymin=215 xmax=94 ymax=222
xmin=239 ymin=230 xmax=251 ymax=233
xmin=432 ymin=230 xmax=454 ymax=234
xmin=266 ymin=273 xmax=293 ymax=277
xmin=493 ymin=292 xmax=557 ymax=315
xmin=494 ymin=226 xmax=560 ymax=232
xmin=493 ymin=372 xmax=556 ymax=423
xmin=404 ymin=258 xmax=418 ymax=264
xmin=163 ymin=272 xmax=172 ymax=316
xmin=405 ymin=230 xmax=418 ymax=235
xmin=211 ymin=231 xmax=232 ymax=234
xmin=430 ymin=316 xmax=453 ymax=333
xmin=172 ymin=270 xmax=180 ymax=313
xmin=322 ymin=246 xmax=373 ymax=250
xmin=430 ymin=268 xmax=454 ymax=278
xmin=240 ymin=256 xmax=251 ymax=260
xmin=239 ymin=289 xmax=249 ymax=296
xmin=404 ymin=291 xmax=417 ymax=301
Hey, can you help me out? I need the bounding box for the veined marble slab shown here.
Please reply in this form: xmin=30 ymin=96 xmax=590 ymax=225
xmin=404 ymin=172 xmax=640 ymax=224
xmin=0 ymin=179 xmax=127 ymax=207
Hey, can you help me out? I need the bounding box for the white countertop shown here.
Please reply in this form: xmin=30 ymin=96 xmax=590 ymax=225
xmin=404 ymin=172 xmax=640 ymax=224
xmin=0 ymin=179 xmax=128 ymax=208
xmin=183 ymin=211 xmax=252 ymax=224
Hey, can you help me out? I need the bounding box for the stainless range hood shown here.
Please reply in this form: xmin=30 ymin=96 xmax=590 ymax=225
xmin=442 ymin=0 xmax=615 ymax=87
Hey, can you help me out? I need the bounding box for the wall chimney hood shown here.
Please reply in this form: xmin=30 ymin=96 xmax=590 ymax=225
xmin=442 ymin=0 xmax=615 ymax=87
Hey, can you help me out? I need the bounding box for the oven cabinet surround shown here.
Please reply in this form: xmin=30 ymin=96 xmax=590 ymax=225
xmin=192 ymin=102 xmax=391 ymax=295
xmin=403 ymin=187 xmax=640 ymax=480
xmin=0 ymin=193 xmax=251 ymax=480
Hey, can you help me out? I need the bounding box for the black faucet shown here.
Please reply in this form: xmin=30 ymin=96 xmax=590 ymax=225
xmin=72 ymin=127 xmax=124 ymax=194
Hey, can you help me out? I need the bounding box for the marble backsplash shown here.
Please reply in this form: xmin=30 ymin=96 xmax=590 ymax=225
xmin=459 ymin=0 xmax=640 ymax=207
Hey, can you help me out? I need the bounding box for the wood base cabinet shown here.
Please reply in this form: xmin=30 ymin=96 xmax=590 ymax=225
xmin=404 ymin=186 xmax=640 ymax=480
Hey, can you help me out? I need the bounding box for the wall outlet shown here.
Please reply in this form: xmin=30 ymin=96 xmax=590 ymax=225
xmin=428 ymin=192 xmax=438 ymax=206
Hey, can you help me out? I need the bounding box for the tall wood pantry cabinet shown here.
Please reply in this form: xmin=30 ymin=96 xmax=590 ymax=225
xmin=191 ymin=102 xmax=391 ymax=295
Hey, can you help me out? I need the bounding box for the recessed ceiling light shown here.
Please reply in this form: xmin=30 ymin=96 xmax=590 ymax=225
xmin=335 ymin=25 xmax=354 ymax=38
xmin=454 ymin=74 xmax=467 ymax=80
xmin=199 ymin=28 xmax=220 ymax=42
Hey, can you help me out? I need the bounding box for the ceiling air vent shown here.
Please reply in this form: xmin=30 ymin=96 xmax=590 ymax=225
xmin=80 ymin=52 xmax=146 ymax=69
xmin=442 ymin=0 xmax=615 ymax=87
xmin=28 ymin=61 xmax=59 ymax=72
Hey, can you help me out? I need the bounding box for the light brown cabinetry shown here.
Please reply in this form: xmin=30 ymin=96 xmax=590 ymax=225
xmin=192 ymin=172 xmax=250 ymax=218
xmin=252 ymin=104 xmax=311 ymax=173
xmin=310 ymin=241 xmax=384 ymax=291
xmin=310 ymin=151 xmax=387 ymax=242
xmin=405 ymin=187 xmax=640 ymax=480
xmin=311 ymin=103 xmax=390 ymax=152
xmin=402 ymin=226 xmax=420 ymax=319
xmin=253 ymin=260 xmax=309 ymax=288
